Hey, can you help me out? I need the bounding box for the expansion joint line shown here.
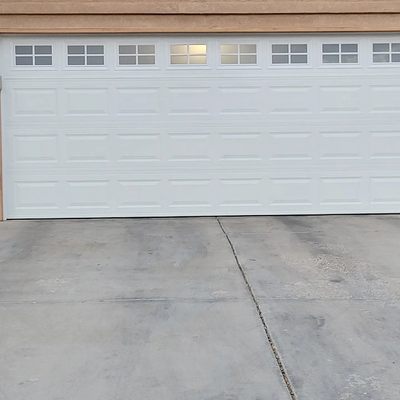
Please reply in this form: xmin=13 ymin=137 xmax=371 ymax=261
xmin=216 ymin=217 xmax=298 ymax=400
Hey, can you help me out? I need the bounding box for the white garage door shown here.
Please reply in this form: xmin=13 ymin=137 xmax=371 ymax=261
xmin=1 ymin=35 xmax=400 ymax=219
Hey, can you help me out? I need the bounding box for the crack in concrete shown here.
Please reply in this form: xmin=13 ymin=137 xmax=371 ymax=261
xmin=216 ymin=216 xmax=298 ymax=400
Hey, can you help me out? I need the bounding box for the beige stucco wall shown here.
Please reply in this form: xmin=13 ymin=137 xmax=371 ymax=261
xmin=0 ymin=0 xmax=400 ymax=33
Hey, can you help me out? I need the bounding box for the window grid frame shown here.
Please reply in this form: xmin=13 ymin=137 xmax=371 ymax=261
xmin=169 ymin=43 xmax=208 ymax=66
xmin=271 ymin=43 xmax=309 ymax=66
xmin=219 ymin=43 xmax=258 ymax=66
xmin=67 ymin=44 xmax=105 ymax=67
xmin=14 ymin=44 xmax=53 ymax=67
xmin=322 ymin=43 xmax=359 ymax=65
xmin=372 ymin=42 xmax=400 ymax=64
xmin=117 ymin=44 xmax=157 ymax=67
xmin=11 ymin=39 xmax=400 ymax=70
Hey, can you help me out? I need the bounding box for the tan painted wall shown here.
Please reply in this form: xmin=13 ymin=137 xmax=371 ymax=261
xmin=0 ymin=1 xmax=399 ymax=35
xmin=1 ymin=14 xmax=400 ymax=34
xmin=2 ymin=0 xmax=400 ymax=14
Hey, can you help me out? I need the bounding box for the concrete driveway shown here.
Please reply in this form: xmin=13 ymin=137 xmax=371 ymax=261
xmin=0 ymin=216 xmax=399 ymax=400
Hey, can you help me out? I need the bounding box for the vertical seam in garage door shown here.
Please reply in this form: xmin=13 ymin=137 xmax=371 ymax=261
xmin=216 ymin=216 xmax=298 ymax=400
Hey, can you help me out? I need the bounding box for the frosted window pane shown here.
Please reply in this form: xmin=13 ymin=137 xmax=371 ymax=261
xmin=291 ymin=54 xmax=307 ymax=64
xmin=87 ymin=55 xmax=104 ymax=65
xmin=171 ymin=55 xmax=187 ymax=64
xmin=373 ymin=54 xmax=390 ymax=63
xmin=323 ymin=54 xmax=340 ymax=63
xmin=68 ymin=45 xmax=84 ymax=55
xmin=240 ymin=54 xmax=257 ymax=64
xmin=272 ymin=44 xmax=289 ymax=54
xmin=189 ymin=44 xmax=207 ymax=55
xmin=291 ymin=44 xmax=307 ymax=53
xmin=341 ymin=44 xmax=358 ymax=53
xmin=341 ymin=54 xmax=358 ymax=63
xmin=171 ymin=45 xmax=187 ymax=54
xmin=15 ymin=46 xmax=33 ymax=55
xmin=392 ymin=54 xmax=400 ymax=62
xmin=138 ymin=55 xmax=155 ymax=65
xmin=272 ymin=54 xmax=289 ymax=64
xmin=221 ymin=54 xmax=238 ymax=64
xmin=240 ymin=44 xmax=256 ymax=53
xmin=119 ymin=45 xmax=136 ymax=54
xmin=35 ymin=56 xmax=52 ymax=65
xmin=323 ymin=44 xmax=339 ymax=53
xmin=16 ymin=56 xmax=33 ymax=65
xmin=373 ymin=43 xmax=390 ymax=52
xmin=87 ymin=45 xmax=104 ymax=55
xmin=68 ymin=56 xmax=85 ymax=65
xmin=189 ymin=55 xmax=207 ymax=64
xmin=119 ymin=55 xmax=136 ymax=65
xmin=392 ymin=43 xmax=400 ymax=52
xmin=34 ymin=45 xmax=51 ymax=55
xmin=220 ymin=44 xmax=238 ymax=53
xmin=138 ymin=45 xmax=155 ymax=54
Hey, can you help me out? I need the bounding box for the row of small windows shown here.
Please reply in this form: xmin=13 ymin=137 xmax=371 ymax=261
xmin=14 ymin=42 xmax=400 ymax=66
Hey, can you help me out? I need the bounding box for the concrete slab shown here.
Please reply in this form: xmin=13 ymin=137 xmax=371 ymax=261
xmin=0 ymin=300 xmax=289 ymax=400
xmin=259 ymin=299 xmax=400 ymax=400
xmin=2 ymin=215 xmax=400 ymax=400
xmin=220 ymin=215 xmax=400 ymax=400
xmin=0 ymin=218 xmax=290 ymax=400
xmin=0 ymin=218 xmax=247 ymax=302
xmin=220 ymin=215 xmax=400 ymax=300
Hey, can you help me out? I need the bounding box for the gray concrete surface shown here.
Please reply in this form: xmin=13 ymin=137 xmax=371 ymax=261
xmin=1 ymin=216 xmax=399 ymax=400
xmin=220 ymin=215 xmax=400 ymax=400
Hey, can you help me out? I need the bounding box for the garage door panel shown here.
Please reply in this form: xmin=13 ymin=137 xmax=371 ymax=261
xmin=12 ymin=88 xmax=58 ymax=117
xmin=269 ymin=130 xmax=314 ymax=162
xmin=218 ymin=85 xmax=264 ymax=116
xmin=369 ymin=130 xmax=400 ymax=160
xmin=168 ymin=178 xmax=214 ymax=209
xmin=115 ymin=87 xmax=161 ymax=116
xmin=64 ymin=88 xmax=109 ymax=116
xmin=8 ymin=180 xmax=61 ymax=216
xmin=66 ymin=180 xmax=112 ymax=210
xmin=65 ymin=134 xmax=110 ymax=163
xmin=269 ymin=177 xmax=315 ymax=209
xmin=166 ymin=85 xmax=212 ymax=116
xmin=116 ymin=133 xmax=162 ymax=163
xmin=370 ymin=176 xmax=400 ymax=206
xmin=269 ymin=85 xmax=314 ymax=116
xmin=369 ymin=85 xmax=400 ymax=114
xmin=319 ymin=85 xmax=364 ymax=114
xmin=3 ymin=35 xmax=400 ymax=218
xmin=318 ymin=130 xmax=364 ymax=160
xmin=13 ymin=134 xmax=59 ymax=165
xmin=116 ymin=180 xmax=163 ymax=211
xmin=218 ymin=130 xmax=264 ymax=162
xmin=319 ymin=177 xmax=365 ymax=207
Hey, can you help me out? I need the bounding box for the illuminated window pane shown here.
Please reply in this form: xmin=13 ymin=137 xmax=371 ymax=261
xmin=171 ymin=44 xmax=187 ymax=54
xmin=240 ymin=44 xmax=256 ymax=53
xmin=171 ymin=55 xmax=187 ymax=64
xmin=221 ymin=44 xmax=238 ymax=53
xmin=189 ymin=44 xmax=207 ymax=55
xmin=221 ymin=54 xmax=238 ymax=64
xmin=189 ymin=55 xmax=207 ymax=64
